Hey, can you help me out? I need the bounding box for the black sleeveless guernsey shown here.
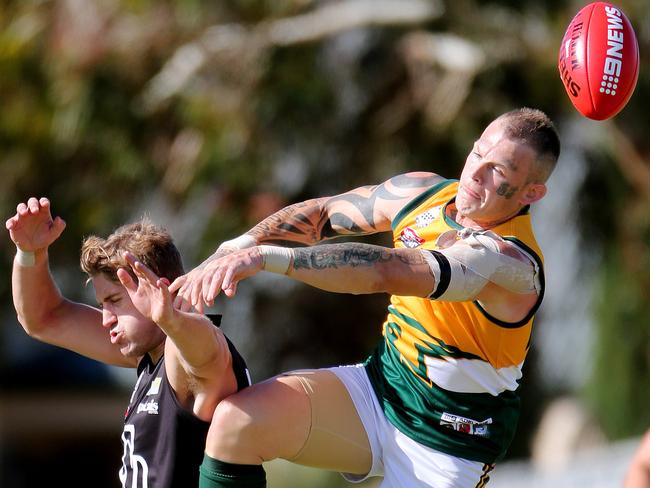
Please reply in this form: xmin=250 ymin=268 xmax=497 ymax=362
xmin=118 ymin=315 xmax=250 ymax=488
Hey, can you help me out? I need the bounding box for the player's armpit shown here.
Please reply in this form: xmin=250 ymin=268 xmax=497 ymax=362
xmin=164 ymin=318 xmax=237 ymax=420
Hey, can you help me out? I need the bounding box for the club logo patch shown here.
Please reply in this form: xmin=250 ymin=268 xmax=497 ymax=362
xmin=400 ymin=227 xmax=425 ymax=248
xmin=440 ymin=412 xmax=492 ymax=437
xmin=415 ymin=206 xmax=441 ymax=228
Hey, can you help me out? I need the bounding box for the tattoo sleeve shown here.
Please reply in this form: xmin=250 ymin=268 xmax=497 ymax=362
xmin=290 ymin=243 xmax=432 ymax=296
xmin=245 ymin=199 xmax=330 ymax=246
xmin=245 ymin=173 xmax=442 ymax=247
xmin=292 ymin=243 xmax=427 ymax=270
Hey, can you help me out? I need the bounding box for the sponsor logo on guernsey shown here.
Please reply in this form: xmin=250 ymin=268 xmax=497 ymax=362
xmin=146 ymin=377 xmax=162 ymax=396
xmin=600 ymin=6 xmax=625 ymax=97
xmin=415 ymin=206 xmax=441 ymax=228
xmin=440 ymin=412 xmax=492 ymax=437
xmin=137 ymin=398 xmax=159 ymax=415
xmin=400 ymin=227 xmax=425 ymax=248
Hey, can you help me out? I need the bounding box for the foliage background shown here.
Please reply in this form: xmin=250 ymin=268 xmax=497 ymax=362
xmin=0 ymin=0 xmax=649 ymax=486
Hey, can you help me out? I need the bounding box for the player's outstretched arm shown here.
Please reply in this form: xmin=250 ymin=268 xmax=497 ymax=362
xmin=189 ymin=242 xmax=435 ymax=301
xmin=246 ymin=171 xmax=443 ymax=245
xmin=201 ymin=234 xmax=541 ymax=323
xmin=6 ymin=198 xmax=68 ymax=323
xmin=118 ymin=252 xmax=237 ymax=420
xmin=7 ymin=197 xmax=67 ymax=338
xmin=170 ymin=172 xmax=443 ymax=310
xmin=6 ymin=197 xmax=134 ymax=367
xmin=288 ymin=243 xmax=435 ymax=296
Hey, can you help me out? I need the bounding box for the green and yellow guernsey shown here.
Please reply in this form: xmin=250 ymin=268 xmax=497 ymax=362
xmin=365 ymin=179 xmax=545 ymax=464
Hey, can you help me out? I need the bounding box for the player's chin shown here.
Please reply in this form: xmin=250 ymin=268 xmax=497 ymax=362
xmin=120 ymin=343 xmax=144 ymax=358
xmin=455 ymin=193 xmax=469 ymax=210
xmin=119 ymin=346 xmax=134 ymax=358
xmin=456 ymin=195 xmax=481 ymax=214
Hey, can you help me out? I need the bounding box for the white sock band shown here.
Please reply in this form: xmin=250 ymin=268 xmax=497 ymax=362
xmin=16 ymin=248 xmax=36 ymax=267
xmin=219 ymin=234 xmax=257 ymax=251
xmin=259 ymin=245 xmax=293 ymax=275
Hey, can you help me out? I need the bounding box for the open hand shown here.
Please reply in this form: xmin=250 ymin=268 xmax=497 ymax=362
xmin=169 ymin=247 xmax=264 ymax=313
xmin=117 ymin=251 xmax=177 ymax=328
xmin=6 ymin=197 xmax=66 ymax=252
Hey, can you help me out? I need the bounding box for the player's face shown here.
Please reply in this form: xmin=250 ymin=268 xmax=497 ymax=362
xmin=456 ymin=118 xmax=543 ymax=228
xmin=93 ymin=274 xmax=165 ymax=359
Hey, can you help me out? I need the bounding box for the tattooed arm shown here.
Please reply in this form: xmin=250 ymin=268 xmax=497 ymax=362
xmin=246 ymin=172 xmax=445 ymax=246
xmin=170 ymin=172 xmax=444 ymax=309
xmin=288 ymin=243 xmax=434 ymax=296
xmin=191 ymin=242 xmax=436 ymax=300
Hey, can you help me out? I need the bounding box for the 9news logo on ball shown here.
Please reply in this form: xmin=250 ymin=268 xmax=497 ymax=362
xmin=558 ymin=2 xmax=639 ymax=120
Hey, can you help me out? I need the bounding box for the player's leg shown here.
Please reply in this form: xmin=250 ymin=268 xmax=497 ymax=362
xmin=199 ymin=369 xmax=373 ymax=488
xmin=284 ymin=369 xmax=374 ymax=471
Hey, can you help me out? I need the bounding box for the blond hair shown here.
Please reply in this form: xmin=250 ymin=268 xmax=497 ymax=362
xmin=80 ymin=218 xmax=184 ymax=282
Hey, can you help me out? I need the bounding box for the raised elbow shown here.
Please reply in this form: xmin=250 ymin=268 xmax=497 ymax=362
xmin=14 ymin=298 xmax=68 ymax=342
xmin=16 ymin=313 xmax=47 ymax=340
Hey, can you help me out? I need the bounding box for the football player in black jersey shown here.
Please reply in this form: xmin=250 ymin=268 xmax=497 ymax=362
xmin=6 ymin=197 xmax=252 ymax=488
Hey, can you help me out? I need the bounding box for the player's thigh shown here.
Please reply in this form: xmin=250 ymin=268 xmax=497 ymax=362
xmin=286 ymin=369 xmax=372 ymax=475
xmin=206 ymin=369 xmax=372 ymax=473
xmin=205 ymin=372 xmax=313 ymax=463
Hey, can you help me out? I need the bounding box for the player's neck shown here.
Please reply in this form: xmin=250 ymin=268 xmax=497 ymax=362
xmin=451 ymin=205 xmax=520 ymax=230
xmin=147 ymin=341 xmax=166 ymax=365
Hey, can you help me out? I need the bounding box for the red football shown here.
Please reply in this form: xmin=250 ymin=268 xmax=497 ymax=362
xmin=558 ymin=2 xmax=639 ymax=120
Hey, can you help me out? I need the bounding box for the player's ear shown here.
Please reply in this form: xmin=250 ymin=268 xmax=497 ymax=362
xmin=520 ymin=183 xmax=546 ymax=205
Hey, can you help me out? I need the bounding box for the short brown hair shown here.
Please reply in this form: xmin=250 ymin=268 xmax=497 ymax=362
xmin=80 ymin=218 xmax=184 ymax=283
xmin=497 ymin=107 xmax=560 ymax=183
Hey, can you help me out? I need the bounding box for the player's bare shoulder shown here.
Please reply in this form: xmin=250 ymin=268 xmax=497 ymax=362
xmin=380 ymin=172 xmax=446 ymax=221
xmin=324 ymin=172 xmax=445 ymax=235
xmin=384 ymin=172 xmax=445 ymax=193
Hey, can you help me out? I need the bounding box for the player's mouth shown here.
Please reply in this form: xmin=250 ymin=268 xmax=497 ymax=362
xmin=461 ymin=185 xmax=482 ymax=202
xmin=110 ymin=329 xmax=123 ymax=344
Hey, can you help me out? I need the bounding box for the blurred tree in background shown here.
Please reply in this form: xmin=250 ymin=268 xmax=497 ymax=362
xmin=0 ymin=0 xmax=649 ymax=486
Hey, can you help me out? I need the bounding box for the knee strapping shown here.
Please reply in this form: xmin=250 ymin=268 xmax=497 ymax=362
xmin=283 ymin=371 xmax=371 ymax=474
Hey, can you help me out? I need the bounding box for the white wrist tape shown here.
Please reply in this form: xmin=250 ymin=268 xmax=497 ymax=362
xmin=16 ymin=248 xmax=36 ymax=267
xmin=219 ymin=234 xmax=257 ymax=251
xmin=259 ymin=245 xmax=294 ymax=275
